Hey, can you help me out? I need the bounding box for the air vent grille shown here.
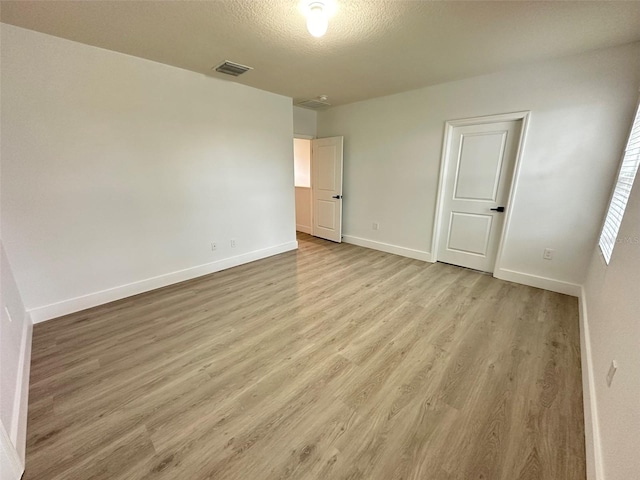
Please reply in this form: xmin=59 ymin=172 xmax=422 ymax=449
xmin=214 ymin=60 xmax=253 ymax=77
xmin=296 ymin=98 xmax=331 ymax=110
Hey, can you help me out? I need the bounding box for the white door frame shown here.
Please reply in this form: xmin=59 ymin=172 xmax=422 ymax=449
xmin=431 ymin=111 xmax=531 ymax=274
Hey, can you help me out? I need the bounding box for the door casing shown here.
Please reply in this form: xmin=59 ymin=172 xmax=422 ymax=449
xmin=431 ymin=111 xmax=531 ymax=274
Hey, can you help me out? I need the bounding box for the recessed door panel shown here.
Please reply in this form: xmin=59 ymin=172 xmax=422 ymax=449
xmin=454 ymin=132 xmax=507 ymax=201
xmin=447 ymin=212 xmax=492 ymax=256
xmin=317 ymin=200 xmax=336 ymax=230
xmin=317 ymin=145 xmax=337 ymax=191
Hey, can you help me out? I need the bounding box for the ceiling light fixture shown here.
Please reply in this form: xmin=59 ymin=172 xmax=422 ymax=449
xmin=300 ymin=1 xmax=336 ymax=38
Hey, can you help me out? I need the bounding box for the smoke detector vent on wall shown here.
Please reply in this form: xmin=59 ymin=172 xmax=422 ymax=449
xmin=213 ymin=60 xmax=253 ymax=77
xmin=296 ymin=95 xmax=331 ymax=110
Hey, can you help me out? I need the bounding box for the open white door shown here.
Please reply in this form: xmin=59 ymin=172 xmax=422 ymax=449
xmin=437 ymin=120 xmax=521 ymax=272
xmin=312 ymin=136 xmax=344 ymax=243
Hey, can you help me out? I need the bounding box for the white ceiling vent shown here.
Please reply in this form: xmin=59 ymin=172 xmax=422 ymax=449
xmin=296 ymin=96 xmax=331 ymax=110
xmin=213 ymin=60 xmax=253 ymax=77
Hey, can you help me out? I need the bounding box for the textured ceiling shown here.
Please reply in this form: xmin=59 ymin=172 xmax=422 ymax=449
xmin=2 ymin=1 xmax=640 ymax=107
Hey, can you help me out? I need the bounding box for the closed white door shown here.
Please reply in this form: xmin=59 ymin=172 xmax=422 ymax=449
xmin=312 ymin=136 xmax=344 ymax=243
xmin=437 ymin=120 xmax=521 ymax=272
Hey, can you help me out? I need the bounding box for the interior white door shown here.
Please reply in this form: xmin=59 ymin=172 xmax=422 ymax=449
xmin=312 ymin=136 xmax=344 ymax=243
xmin=437 ymin=120 xmax=521 ymax=272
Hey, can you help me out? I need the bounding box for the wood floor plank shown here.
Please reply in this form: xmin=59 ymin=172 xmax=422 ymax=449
xmin=24 ymin=233 xmax=586 ymax=480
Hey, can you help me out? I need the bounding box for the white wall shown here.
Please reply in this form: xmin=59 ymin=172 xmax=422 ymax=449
xmin=317 ymin=42 xmax=640 ymax=288
xmin=295 ymin=187 xmax=312 ymax=234
xmin=583 ymin=155 xmax=640 ymax=478
xmin=0 ymin=24 xmax=30 ymax=477
xmin=0 ymin=244 xmax=31 ymax=478
xmin=293 ymin=106 xmax=317 ymax=137
xmin=293 ymin=138 xmax=312 ymax=234
xmin=294 ymin=138 xmax=311 ymax=187
xmin=1 ymin=25 xmax=297 ymax=321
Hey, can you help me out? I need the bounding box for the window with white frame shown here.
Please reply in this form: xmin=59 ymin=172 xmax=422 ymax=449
xmin=599 ymin=103 xmax=640 ymax=264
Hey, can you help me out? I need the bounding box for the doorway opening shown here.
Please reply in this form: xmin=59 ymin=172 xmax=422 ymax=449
xmin=294 ymin=137 xmax=312 ymax=234
xmin=293 ymin=135 xmax=345 ymax=242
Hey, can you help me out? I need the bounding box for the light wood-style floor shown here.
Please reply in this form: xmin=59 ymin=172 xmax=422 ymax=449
xmin=25 ymin=233 xmax=586 ymax=480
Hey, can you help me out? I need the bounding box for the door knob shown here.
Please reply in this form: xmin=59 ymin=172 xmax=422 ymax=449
xmin=332 ymin=195 xmax=342 ymax=199
xmin=490 ymin=206 xmax=505 ymax=212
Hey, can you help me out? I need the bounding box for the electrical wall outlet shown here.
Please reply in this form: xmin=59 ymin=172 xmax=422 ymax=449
xmin=372 ymin=222 xmax=379 ymax=231
xmin=230 ymin=238 xmax=237 ymax=248
xmin=606 ymin=360 xmax=618 ymax=387
xmin=211 ymin=242 xmax=217 ymax=251
xmin=543 ymin=248 xmax=554 ymax=260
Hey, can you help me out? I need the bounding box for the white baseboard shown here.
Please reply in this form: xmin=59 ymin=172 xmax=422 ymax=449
xmin=342 ymin=235 xmax=431 ymax=262
xmin=579 ymin=287 xmax=604 ymax=480
xmin=296 ymin=225 xmax=312 ymax=235
xmin=29 ymin=241 xmax=298 ymax=323
xmin=493 ymin=268 xmax=581 ymax=297
xmin=0 ymin=421 xmax=23 ymax=480
xmin=10 ymin=312 xmax=32 ymax=464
